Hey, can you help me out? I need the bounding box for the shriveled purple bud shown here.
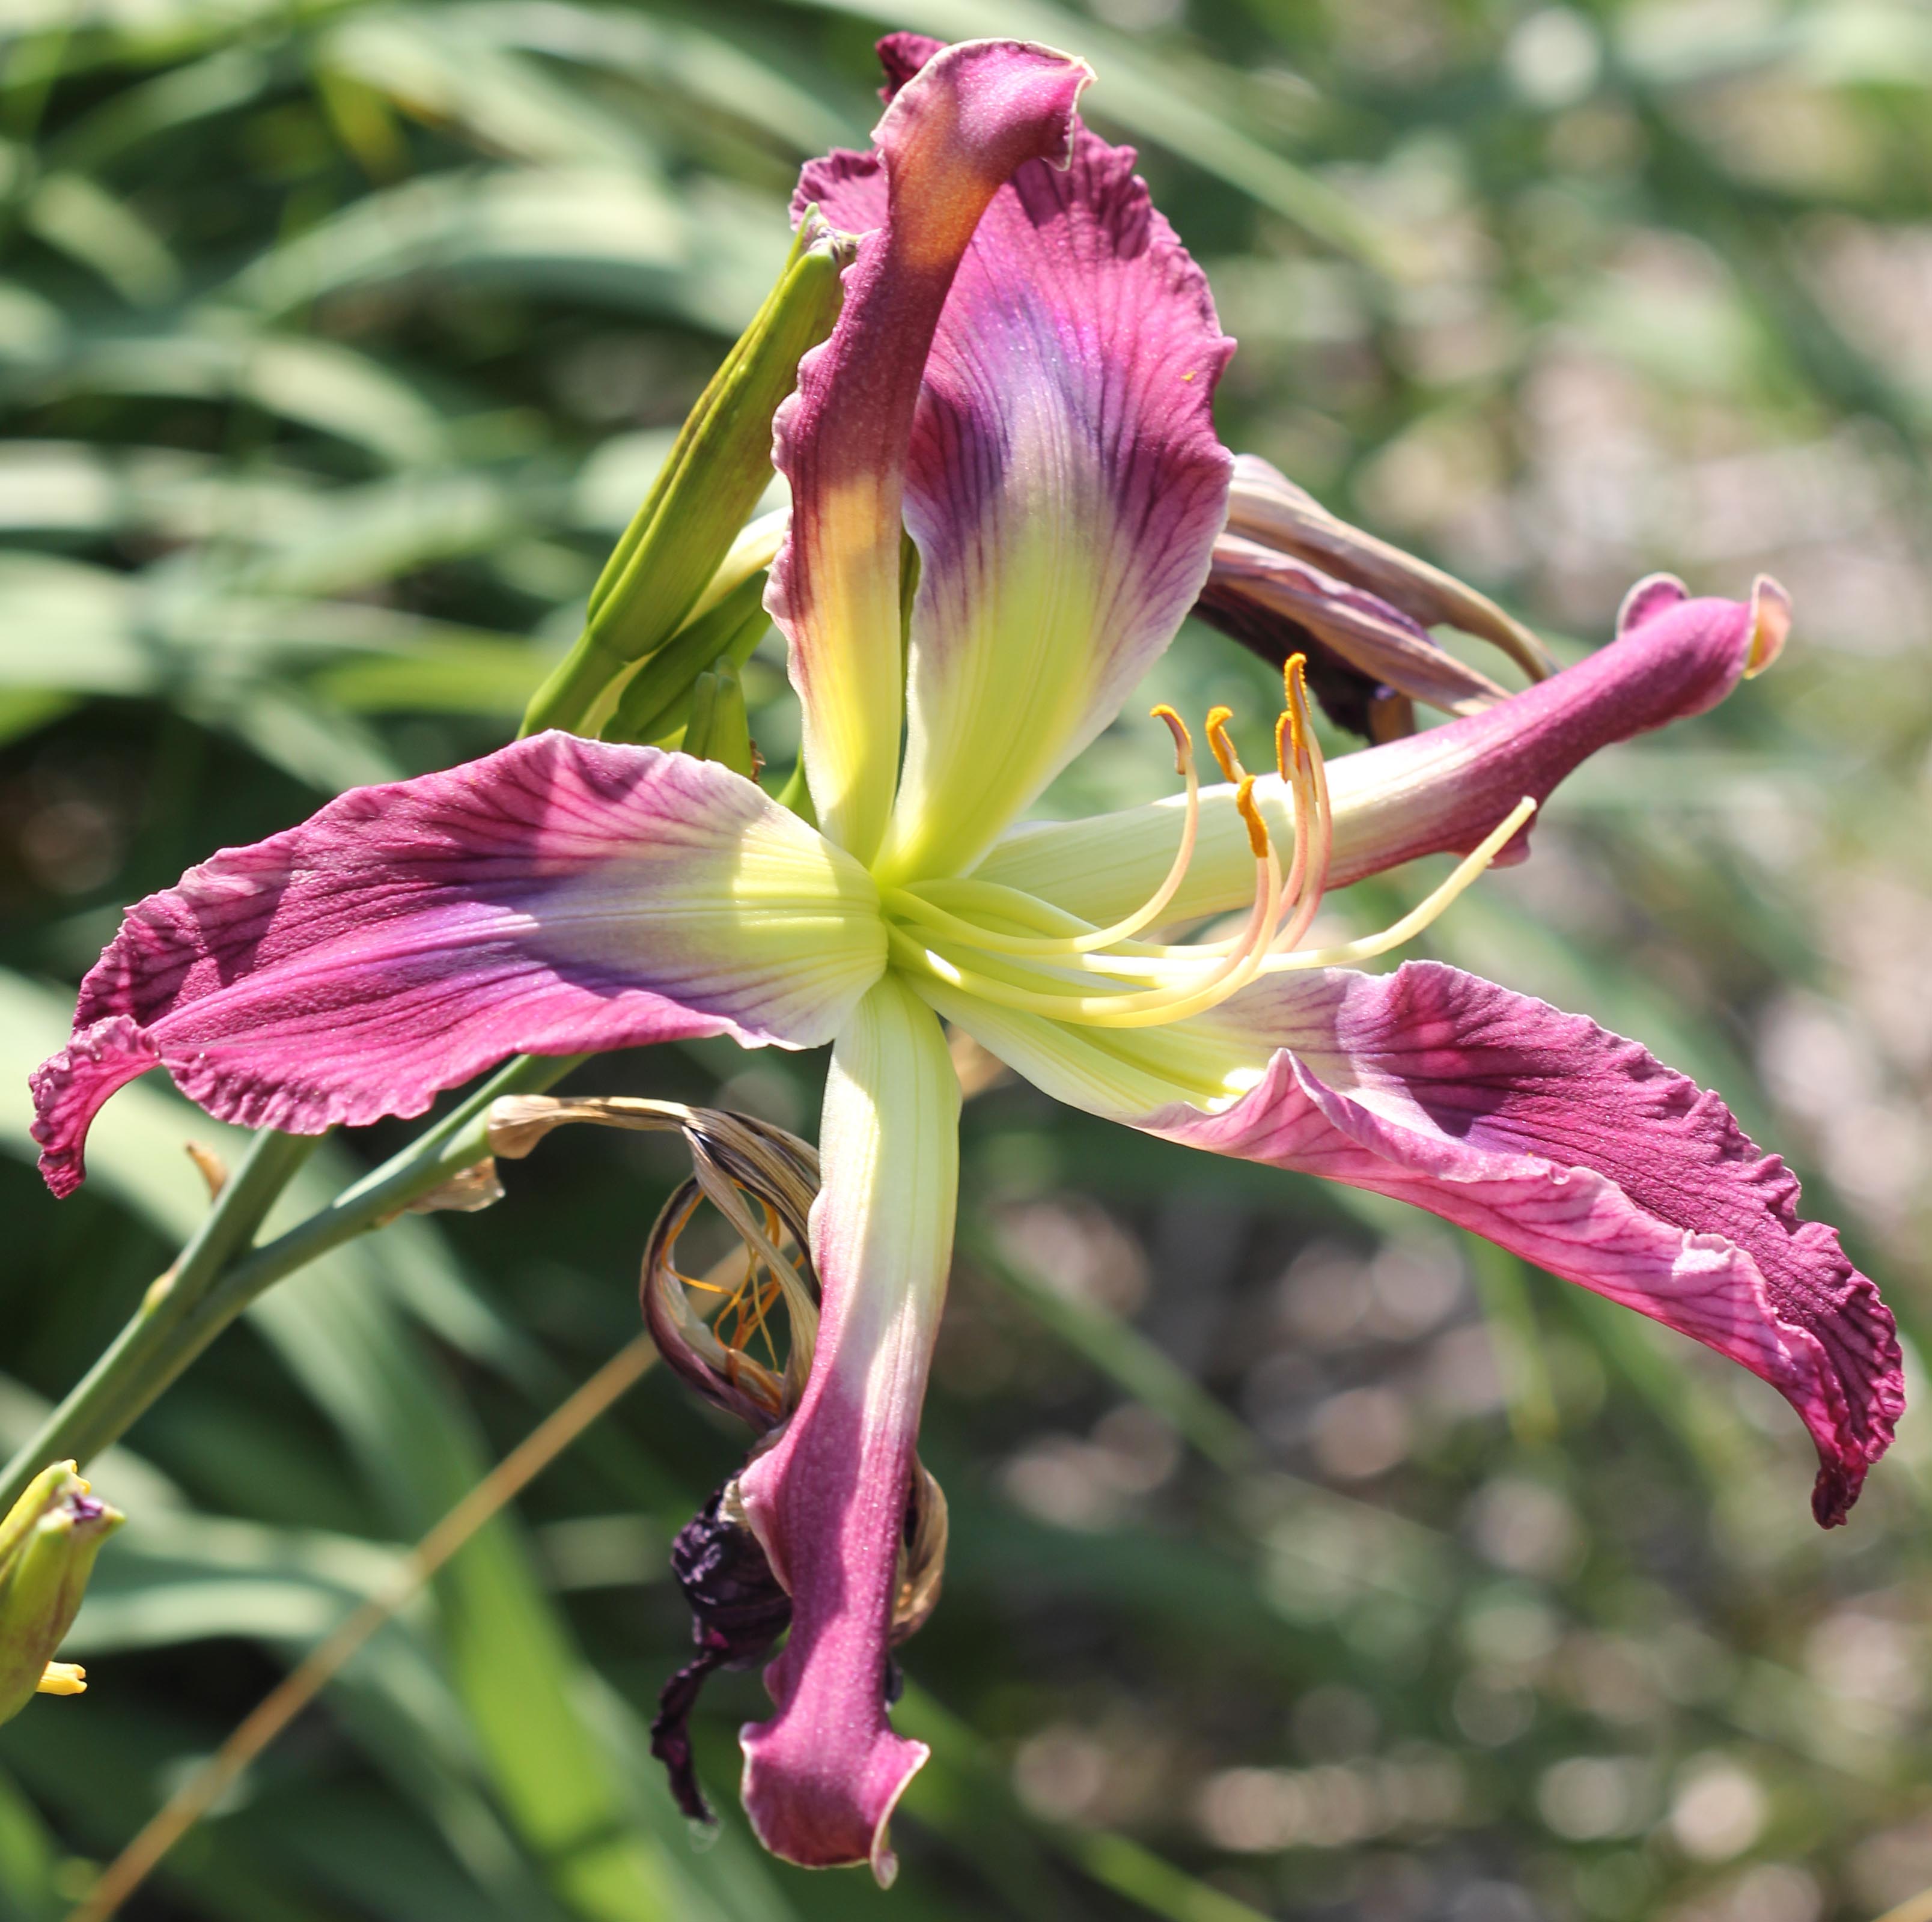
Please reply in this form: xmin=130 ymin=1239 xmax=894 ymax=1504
xmin=651 ymin=1485 xmax=794 ymax=1826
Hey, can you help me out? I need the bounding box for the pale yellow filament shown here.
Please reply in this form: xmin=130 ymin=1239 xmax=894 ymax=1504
xmin=883 ymin=662 xmax=1529 ymax=1034
xmin=1257 ymin=795 xmax=1535 ymax=972
xmin=885 ymin=706 xmax=1202 ymax=957
xmin=886 ymin=780 xmax=1285 ymax=1028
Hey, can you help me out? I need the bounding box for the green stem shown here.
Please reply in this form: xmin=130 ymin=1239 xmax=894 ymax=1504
xmin=0 ymin=1128 xmax=318 ymax=1510
xmin=0 ymin=1053 xmax=583 ymax=1512
xmin=201 ymin=1052 xmax=582 ymax=1327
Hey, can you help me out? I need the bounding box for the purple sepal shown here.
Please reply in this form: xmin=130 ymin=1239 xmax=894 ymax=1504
xmin=30 ymin=733 xmax=882 ymax=1196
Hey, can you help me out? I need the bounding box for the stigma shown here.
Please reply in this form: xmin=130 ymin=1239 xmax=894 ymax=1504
xmin=883 ymin=657 xmax=1534 ymax=1033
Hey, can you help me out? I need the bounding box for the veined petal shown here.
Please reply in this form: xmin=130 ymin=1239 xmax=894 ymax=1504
xmin=738 ymin=975 xmax=960 ymax=1879
xmin=1094 ymin=962 xmax=1894 ymax=1528
xmin=812 ymin=40 xmax=1234 ymax=882
xmin=770 ymin=38 xmax=1091 ymax=865
xmin=977 ymin=574 xmax=1789 ymax=926
xmin=31 ymin=734 xmax=884 ymax=1196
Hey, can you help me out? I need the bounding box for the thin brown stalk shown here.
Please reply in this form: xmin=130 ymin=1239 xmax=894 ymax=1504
xmin=67 ymin=1334 xmax=658 ymax=1922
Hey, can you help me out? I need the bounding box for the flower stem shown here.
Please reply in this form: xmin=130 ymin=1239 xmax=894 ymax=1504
xmin=194 ymin=1051 xmax=585 ymax=1330
xmin=0 ymin=1052 xmax=584 ymax=1513
xmin=0 ymin=1128 xmax=318 ymax=1511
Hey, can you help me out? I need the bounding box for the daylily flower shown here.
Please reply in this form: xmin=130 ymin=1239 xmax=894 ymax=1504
xmin=28 ymin=29 xmax=1900 ymax=1885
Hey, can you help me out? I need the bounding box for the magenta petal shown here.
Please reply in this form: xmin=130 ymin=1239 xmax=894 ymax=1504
xmin=1318 ymin=572 xmax=1791 ymax=883
xmin=30 ymin=734 xmax=884 ymax=1195
xmin=977 ymin=573 xmax=1792 ymax=928
xmin=1198 ymin=531 xmax=1510 ymax=729
xmin=738 ymin=1353 xmax=931 ymax=1876
xmin=1139 ymin=963 xmax=1901 ymax=1525
xmin=809 ymin=40 xmax=1235 ymax=880
xmin=770 ymin=37 xmax=1092 ymax=865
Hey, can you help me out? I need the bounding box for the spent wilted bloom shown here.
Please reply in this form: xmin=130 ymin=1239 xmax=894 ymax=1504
xmin=1196 ymin=452 xmax=1558 ymax=741
xmin=29 ymin=31 xmax=1899 ymax=1882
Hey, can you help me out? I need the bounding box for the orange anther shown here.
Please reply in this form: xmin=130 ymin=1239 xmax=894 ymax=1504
xmin=1205 ymin=705 xmax=1243 ymax=783
xmin=1273 ymin=657 xmax=1311 ymax=782
xmin=1150 ymin=703 xmax=1193 ymax=776
xmin=1234 ymin=776 xmax=1270 ymax=859
xmin=1285 ymin=653 xmax=1311 ymax=742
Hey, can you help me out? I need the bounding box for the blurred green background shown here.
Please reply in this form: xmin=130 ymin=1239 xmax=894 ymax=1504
xmin=4 ymin=1 xmax=1931 ymax=1918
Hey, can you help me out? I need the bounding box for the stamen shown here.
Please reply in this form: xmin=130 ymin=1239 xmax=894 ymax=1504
xmin=885 ymin=785 xmax=1285 ymax=1030
xmin=1153 ymin=702 xmax=1191 ymax=774
xmin=1263 ymin=795 xmax=1536 ymax=972
xmin=1272 ymin=655 xmax=1306 ymax=783
xmin=888 ymin=692 xmax=1526 ymax=1038
xmin=1205 ymin=705 xmax=1245 ymax=783
xmin=884 ymin=704 xmax=1203 ymax=956
xmin=1234 ymin=774 xmax=1269 ymax=859
xmin=1267 ymin=654 xmax=1332 ymax=957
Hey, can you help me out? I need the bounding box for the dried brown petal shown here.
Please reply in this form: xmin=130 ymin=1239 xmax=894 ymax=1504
xmin=1222 ymin=454 xmax=1555 ymax=685
xmin=1201 ymin=532 xmax=1511 ymax=728
xmin=891 ymin=1460 xmax=948 ymax=1645
xmin=488 ymin=1093 xmax=823 ymax=1419
xmin=183 ymin=1141 xmax=227 ymax=1200
xmin=404 ymin=1159 xmax=506 ymax=1214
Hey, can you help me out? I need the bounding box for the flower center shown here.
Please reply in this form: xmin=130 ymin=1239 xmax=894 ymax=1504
xmin=880 ymin=656 xmax=1535 ymax=1031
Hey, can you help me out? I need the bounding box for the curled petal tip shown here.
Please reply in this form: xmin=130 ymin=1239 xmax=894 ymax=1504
xmin=1814 ymin=1463 xmax=1856 ymax=1528
xmin=739 ymin=1721 xmax=929 ymax=1873
xmin=879 ymin=38 xmax=1092 ymax=183
xmin=1614 ymin=571 xmax=1689 ymax=639
xmin=29 ymin=1015 xmax=160 ymax=1198
xmin=872 ymin=1809 xmax=907 ymax=1888
xmin=1746 ymin=573 xmax=1792 ymax=678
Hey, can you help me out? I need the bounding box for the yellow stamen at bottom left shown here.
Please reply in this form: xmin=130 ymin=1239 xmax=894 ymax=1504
xmin=37 ymin=1662 xmax=85 ymax=1696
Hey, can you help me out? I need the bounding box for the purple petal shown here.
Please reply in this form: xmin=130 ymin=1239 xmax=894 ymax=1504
xmin=805 ymin=39 xmax=1235 ymax=880
xmin=1136 ymin=961 xmax=1901 ymax=1526
xmin=769 ymin=37 xmax=1092 ymax=865
xmin=31 ymin=734 xmax=885 ymax=1196
xmin=737 ymin=978 xmax=959 ymax=1879
xmin=1318 ymin=573 xmax=1791 ymax=881
xmin=977 ymin=574 xmax=1791 ymax=928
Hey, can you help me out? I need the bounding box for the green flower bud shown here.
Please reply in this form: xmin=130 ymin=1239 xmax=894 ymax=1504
xmin=602 ymin=569 xmax=770 ymax=750
xmin=521 ymin=214 xmax=852 ymax=740
xmin=0 ymin=1461 xmax=123 ymax=1724
xmin=680 ymin=658 xmax=755 ymax=781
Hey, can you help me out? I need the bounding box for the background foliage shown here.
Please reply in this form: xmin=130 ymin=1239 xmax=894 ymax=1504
xmin=4 ymin=1 xmax=1931 ymax=1918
